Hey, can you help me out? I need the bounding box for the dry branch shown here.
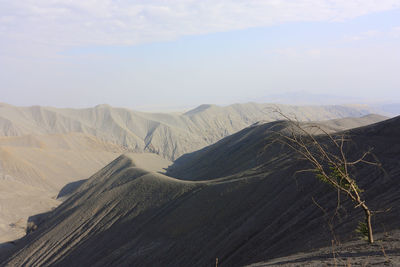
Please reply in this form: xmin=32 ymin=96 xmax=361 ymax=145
xmin=267 ymin=109 xmax=382 ymax=243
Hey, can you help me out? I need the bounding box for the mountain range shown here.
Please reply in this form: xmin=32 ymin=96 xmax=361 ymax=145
xmin=0 ymin=102 xmax=397 ymax=266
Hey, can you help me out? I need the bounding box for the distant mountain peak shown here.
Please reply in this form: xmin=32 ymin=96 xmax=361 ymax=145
xmin=183 ymin=104 xmax=217 ymax=115
xmin=94 ymin=104 xmax=112 ymax=109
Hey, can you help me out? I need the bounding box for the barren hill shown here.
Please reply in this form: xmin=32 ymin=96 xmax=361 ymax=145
xmin=2 ymin=115 xmax=399 ymax=266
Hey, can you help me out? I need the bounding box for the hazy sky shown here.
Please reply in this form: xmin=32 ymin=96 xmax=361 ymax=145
xmin=1 ymin=1 xmax=400 ymax=110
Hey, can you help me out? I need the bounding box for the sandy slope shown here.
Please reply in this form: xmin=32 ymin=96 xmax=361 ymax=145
xmin=0 ymin=133 xmax=124 ymax=242
xmin=0 ymin=180 xmax=60 ymax=243
xmin=2 ymin=116 xmax=399 ymax=266
xmin=0 ymin=133 xmax=124 ymax=191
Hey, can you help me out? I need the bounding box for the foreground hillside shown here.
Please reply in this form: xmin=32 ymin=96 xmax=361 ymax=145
xmin=2 ymin=116 xmax=398 ymax=266
xmin=247 ymin=230 xmax=400 ymax=266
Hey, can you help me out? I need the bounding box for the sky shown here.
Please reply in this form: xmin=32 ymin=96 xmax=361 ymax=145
xmin=1 ymin=0 xmax=400 ymax=110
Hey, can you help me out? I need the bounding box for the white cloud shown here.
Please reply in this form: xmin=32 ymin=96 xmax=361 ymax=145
xmin=273 ymin=48 xmax=299 ymax=57
xmin=390 ymin=26 xmax=400 ymax=38
xmin=306 ymin=49 xmax=322 ymax=58
xmin=349 ymin=30 xmax=380 ymax=41
xmin=269 ymin=48 xmax=322 ymax=58
xmin=1 ymin=0 xmax=400 ymax=50
xmin=345 ymin=27 xmax=400 ymax=42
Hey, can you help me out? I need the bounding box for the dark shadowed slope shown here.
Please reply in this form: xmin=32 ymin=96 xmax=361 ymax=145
xmin=2 ymin=116 xmax=399 ymax=267
xmin=166 ymin=114 xmax=388 ymax=180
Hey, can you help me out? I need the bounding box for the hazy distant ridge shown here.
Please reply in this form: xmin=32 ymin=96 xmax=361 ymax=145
xmin=0 ymin=102 xmax=377 ymax=160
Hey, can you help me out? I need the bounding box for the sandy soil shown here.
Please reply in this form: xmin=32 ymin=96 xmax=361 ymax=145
xmin=247 ymin=231 xmax=400 ymax=266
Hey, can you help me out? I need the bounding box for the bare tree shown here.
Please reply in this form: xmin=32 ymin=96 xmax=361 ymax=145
xmin=270 ymin=111 xmax=381 ymax=244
